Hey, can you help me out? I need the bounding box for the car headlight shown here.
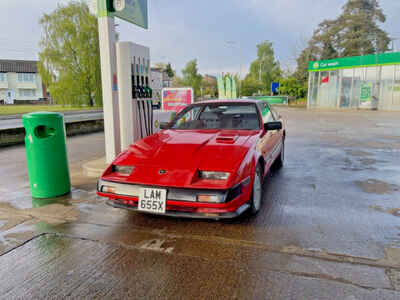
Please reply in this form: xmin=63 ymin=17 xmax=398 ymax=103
xmin=112 ymin=165 xmax=134 ymax=175
xmin=199 ymin=171 xmax=230 ymax=180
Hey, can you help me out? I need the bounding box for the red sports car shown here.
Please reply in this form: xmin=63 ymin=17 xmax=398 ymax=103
xmin=97 ymin=99 xmax=286 ymax=219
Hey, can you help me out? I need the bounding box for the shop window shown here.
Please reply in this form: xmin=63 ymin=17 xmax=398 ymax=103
xmin=393 ymin=66 xmax=400 ymax=107
xmin=309 ymin=72 xmax=319 ymax=108
xmin=318 ymin=71 xmax=332 ymax=107
xmin=0 ymin=73 xmax=6 ymax=82
xmin=328 ymin=70 xmax=339 ymax=107
xmin=339 ymin=69 xmax=353 ymax=108
xmin=351 ymin=68 xmax=363 ymax=108
xmin=379 ymin=65 xmax=394 ymax=110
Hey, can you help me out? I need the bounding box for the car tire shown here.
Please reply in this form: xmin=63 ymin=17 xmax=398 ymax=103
xmin=250 ymin=164 xmax=263 ymax=215
xmin=273 ymin=137 xmax=285 ymax=170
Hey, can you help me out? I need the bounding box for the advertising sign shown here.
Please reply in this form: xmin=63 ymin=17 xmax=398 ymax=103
xmin=217 ymin=75 xmax=226 ymax=99
xmin=225 ymin=77 xmax=232 ymax=99
xmin=360 ymin=83 xmax=372 ymax=103
xmin=232 ymin=79 xmax=237 ymax=98
xmin=162 ymin=88 xmax=194 ymax=113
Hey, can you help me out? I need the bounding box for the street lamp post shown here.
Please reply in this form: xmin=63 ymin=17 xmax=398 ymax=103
xmin=390 ymin=37 xmax=400 ymax=52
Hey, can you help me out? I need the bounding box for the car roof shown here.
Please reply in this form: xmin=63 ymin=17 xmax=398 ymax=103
xmin=193 ymin=99 xmax=263 ymax=105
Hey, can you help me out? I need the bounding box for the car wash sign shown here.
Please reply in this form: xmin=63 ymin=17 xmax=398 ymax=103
xmin=309 ymin=52 xmax=400 ymax=72
xmin=97 ymin=0 xmax=148 ymax=29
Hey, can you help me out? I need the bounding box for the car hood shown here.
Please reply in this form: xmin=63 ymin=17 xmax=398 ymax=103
xmin=107 ymin=129 xmax=258 ymax=188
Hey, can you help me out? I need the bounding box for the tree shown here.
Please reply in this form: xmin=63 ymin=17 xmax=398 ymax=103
xmin=153 ymin=62 xmax=174 ymax=78
xmin=181 ymin=59 xmax=202 ymax=99
xmin=243 ymin=41 xmax=282 ymax=95
xmin=171 ymin=75 xmax=183 ymax=88
xmin=295 ymin=0 xmax=390 ymax=84
xmin=240 ymin=77 xmax=263 ymax=97
xmin=201 ymin=76 xmax=217 ymax=98
xmin=279 ymin=76 xmax=306 ymax=98
xmin=165 ymin=63 xmax=175 ymax=78
xmin=38 ymin=1 xmax=102 ymax=106
xmin=153 ymin=62 xmax=166 ymax=69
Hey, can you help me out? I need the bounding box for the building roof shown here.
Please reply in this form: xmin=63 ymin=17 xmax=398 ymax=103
xmin=0 ymin=60 xmax=38 ymax=73
xmin=204 ymin=74 xmax=217 ymax=80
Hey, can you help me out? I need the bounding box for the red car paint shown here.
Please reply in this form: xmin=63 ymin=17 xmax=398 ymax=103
xmin=97 ymin=99 xmax=286 ymax=218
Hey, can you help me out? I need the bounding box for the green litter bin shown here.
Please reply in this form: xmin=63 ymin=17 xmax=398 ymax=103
xmin=22 ymin=112 xmax=71 ymax=198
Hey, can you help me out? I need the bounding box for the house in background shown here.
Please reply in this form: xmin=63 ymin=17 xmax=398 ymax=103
xmin=0 ymin=60 xmax=48 ymax=105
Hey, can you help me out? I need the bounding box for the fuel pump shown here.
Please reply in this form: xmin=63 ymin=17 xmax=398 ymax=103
xmin=116 ymin=41 xmax=153 ymax=150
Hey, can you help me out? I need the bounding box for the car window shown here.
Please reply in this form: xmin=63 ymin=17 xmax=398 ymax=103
xmin=172 ymin=106 xmax=203 ymax=129
xmin=171 ymin=103 xmax=261 ymax=130
xmin=270 ymin=106 xmax=279 ymax=120
xmin=258 ymin=101 xmax=274 ymax=123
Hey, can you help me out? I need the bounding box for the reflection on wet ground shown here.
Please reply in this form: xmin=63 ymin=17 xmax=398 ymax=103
xmin=0 ymin=109 xmax=400 ymax=298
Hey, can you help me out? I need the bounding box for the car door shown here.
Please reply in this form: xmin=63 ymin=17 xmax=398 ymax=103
xmin=268 ymin=105 xmax=284 ymax=160
xmin=257 ymin=102 xmax=276 ymax=168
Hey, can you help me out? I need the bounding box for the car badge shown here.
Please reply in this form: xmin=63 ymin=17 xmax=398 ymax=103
xmin=158 ymin=169 xmax=167 ymax=175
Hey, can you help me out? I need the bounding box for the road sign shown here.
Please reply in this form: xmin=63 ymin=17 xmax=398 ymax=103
xmin=272 ymin=82 xmax=280 ymax=94
xmin=112 ymin=0 xmax=148 ymax=29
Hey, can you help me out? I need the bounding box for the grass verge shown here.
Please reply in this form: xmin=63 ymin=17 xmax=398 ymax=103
xmin=0 ymin=105 xmax=102 ymax=116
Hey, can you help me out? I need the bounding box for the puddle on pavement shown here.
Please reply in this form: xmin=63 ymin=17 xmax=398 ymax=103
xmin=0 ymin=202 xmax=79 ymax=227
xmin=386 ymin=269 xmax=400 ymax=291
xmin=0 ymin=187 xmax=101 ymax=253
xmin=0 ymin=220 xmax=6 ymax=230
xmin=345 ymin=150 xmax=373 ymax=157
xmin=0 ymin=188 xmax=101 ymax=248
xmin=343 ymin=157 xmax=377 ymax=171
xmin=139 ymin=239 xmax=174 ymax=254
xmin=0 ymin=220 xmax=37 ymax=252
xmin=355 ymin=179 xmax=400 ymax=195
xmin=369 ymin=205 xmax=400 ymax=217
xmin=380 ymin=247 xmax=400 ymax=265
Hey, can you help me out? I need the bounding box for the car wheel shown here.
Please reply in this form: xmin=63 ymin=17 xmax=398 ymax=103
xmin=273 ymin=137 xmax=285 ymax=170
xmin=250 ymin=164 xmax=263 ymax=215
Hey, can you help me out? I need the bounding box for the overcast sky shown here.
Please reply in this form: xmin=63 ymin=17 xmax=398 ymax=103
xmin=1 ymin=0 xmax=399 ymax=76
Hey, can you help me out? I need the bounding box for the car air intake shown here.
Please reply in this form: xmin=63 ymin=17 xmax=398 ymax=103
xmin=216 ymin=135 xmax=238 ymax=144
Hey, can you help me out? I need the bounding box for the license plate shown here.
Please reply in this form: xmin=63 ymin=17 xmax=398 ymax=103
xmin=138 ymin=188 xmax=167 ymax=214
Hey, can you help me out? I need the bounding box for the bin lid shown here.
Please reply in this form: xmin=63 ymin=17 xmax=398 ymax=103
xmin=22 ymin=111 xmax=63 ymax=120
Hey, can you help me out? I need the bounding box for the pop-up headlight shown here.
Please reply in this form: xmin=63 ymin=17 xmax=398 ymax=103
xmin=198 ymin=171 xmax=230 ymax=180
xmin=112 ymin=165 xmax=134 ymax=175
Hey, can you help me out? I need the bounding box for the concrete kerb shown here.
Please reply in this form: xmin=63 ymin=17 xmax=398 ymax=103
xmin=82 ymin=157 xmax=108 ymax=178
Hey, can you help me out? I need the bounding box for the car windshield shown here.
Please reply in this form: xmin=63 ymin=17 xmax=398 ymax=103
xmin=170 ymin=103 xmax=260 ymax=130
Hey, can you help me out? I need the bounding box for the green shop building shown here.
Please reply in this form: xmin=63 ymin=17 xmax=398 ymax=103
xmin=307 ymin=52 xmax=400 ymax=110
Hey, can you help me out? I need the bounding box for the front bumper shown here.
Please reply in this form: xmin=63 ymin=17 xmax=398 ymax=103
xmin=105 ymin=199 xmax=250 ymax=219
xmin=97 ymin=179 xmax=251 ymax=219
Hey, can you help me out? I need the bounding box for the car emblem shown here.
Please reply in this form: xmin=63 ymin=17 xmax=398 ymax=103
xmin=158 ymin=169 xmax=167 ymax=175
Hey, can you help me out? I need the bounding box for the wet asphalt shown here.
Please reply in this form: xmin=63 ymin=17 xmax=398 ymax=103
xmin=0 ymin=107 xmax=399 ymax=299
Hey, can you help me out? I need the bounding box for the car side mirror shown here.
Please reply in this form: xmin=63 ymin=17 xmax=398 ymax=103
xmin=264 ymin=121 xmax=282 ymax=131
xmin=159 ymin=122 xmax=170 ymax=130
